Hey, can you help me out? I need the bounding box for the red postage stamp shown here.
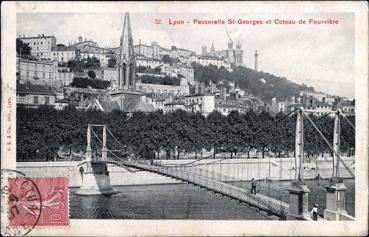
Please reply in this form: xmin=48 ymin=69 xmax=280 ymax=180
xmin=8 ymin=177 xmax=69 ymax=227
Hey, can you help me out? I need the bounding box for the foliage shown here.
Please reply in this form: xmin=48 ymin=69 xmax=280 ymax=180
xmin=140 ymin=75 xmax=180 ymax=86
xmin=17 ymin=107 xmax=355 ymax=161
xmin=70 ymin=77 xmax=110 ymax=89
xmin=67 ymin=57 xmax=100 ymax=72
xmin=87 ymin=70 xmax=96 ymax=79
xmin=191 ymin=63 xmax=314 ymax=102
xmin=137 ymin=66 xmax=161 ymax=74
xmin=84 ymin=57 xmax=101 ymax=68
xmin=161 ymin=55 xmax=179 ymax=65
xmin=16 ymin=39 xmax=31 ymax=58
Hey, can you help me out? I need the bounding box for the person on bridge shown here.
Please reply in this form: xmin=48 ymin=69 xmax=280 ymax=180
xmin=311 ymin=203 xmax=318 ymax=221
xmin=251 ymin=178 xmax=257 ymax=195
xmin=316 ymin=173 xmax=322 ymax=186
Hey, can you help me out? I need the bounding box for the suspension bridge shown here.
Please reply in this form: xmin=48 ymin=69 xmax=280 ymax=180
xmin=75 ymin=107 xmax=355 ymax=221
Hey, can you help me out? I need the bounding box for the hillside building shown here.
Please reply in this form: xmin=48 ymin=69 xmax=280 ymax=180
xmin=18 ymin=34 xmax=56 ymax=58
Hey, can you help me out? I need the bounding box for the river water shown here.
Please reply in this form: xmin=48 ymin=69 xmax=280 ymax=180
xmin=70 ymin=179 xmax=354 ymax=220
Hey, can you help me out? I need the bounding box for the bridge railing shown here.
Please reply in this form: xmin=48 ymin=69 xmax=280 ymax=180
xmin=128 ymin=161 xmax=288 ymax=217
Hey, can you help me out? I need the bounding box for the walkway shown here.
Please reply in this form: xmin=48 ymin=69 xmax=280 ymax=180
xmin=123 ymin=161 xmax=289 ymax=218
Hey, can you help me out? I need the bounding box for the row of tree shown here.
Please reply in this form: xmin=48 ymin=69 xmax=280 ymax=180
xmin=17 ymin=106 xmax=355 ymax=161
xmin=139 ymin=75 xmax=181 ymax=86
xmin=67 ymin=57 xmax=101 ymax=72
xmin=70 ymin=77 xmax=110 ymax=89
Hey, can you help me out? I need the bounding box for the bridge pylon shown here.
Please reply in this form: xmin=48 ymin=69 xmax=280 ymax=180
xmin=287 ymin=108 xmax=311 ymax=220
xmin=75 ymin=124 xmax=118 ymax=196
xmin=323 ymin=110 xmax=348 ymax=220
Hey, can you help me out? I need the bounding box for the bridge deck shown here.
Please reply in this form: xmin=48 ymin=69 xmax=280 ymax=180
xmin=123 ymin=162 xmax=289 ymax=218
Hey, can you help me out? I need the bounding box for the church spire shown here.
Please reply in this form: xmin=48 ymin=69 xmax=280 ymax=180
xmin=117 ymin=12 xmax=136 ymax=91
xmin=119 ymin=12 xmax=134 ymax=63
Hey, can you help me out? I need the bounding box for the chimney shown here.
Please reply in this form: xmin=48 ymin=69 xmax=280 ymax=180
xmin=221 ymin=87 xmax=227 ymax=100
xmin=194 ymin=83 xmax=199 ymax=94
xmin=199 ymin=83 xmax=205 ymax=94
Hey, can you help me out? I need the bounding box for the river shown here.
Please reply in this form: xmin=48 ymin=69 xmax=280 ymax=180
xmin=69 ymin=179 xmax=354 ymax=220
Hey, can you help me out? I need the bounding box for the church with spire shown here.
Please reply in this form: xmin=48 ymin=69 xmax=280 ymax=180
xmin=116 ymin=12 xmax=136 ymax=92
xmin=108 ymin=12 xmax=155 ymax=113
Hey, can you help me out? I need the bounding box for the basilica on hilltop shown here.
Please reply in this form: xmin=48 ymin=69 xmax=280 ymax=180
xmin=201 ymin=40 xmax=243 ymax=66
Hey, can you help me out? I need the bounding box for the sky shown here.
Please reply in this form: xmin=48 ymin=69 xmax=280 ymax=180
xmin=17 ymin=12 xmax=355 ymax=99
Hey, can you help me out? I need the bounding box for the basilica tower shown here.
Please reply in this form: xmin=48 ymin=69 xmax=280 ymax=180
xmin=117 ymin=12 xmax=136 ymax=91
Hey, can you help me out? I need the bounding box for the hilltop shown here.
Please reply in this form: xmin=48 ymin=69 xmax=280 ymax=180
xmin=192 ymin=63 xmax=315 ymax=102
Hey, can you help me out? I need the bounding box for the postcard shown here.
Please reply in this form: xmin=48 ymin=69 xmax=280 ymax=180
xmin=1 ymin=1 xmax=368 ymax=236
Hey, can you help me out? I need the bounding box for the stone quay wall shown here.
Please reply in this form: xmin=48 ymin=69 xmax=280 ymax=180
xmin=16 ymin=157 xmax=355 ymax=188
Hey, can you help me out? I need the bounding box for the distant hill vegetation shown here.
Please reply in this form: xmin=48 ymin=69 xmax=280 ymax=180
xmin=191 ymin=63 xmax=315 ymax=102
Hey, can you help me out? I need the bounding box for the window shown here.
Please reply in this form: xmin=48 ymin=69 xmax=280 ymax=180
xmin=45 ymin=97 xmax=49 ymax=105
xmin=42 ymin=72 xmax=45 ymax=79
xmin=33 ymin=96 xmax=39 ymax=104
xmin=26 ymin=71 xmax=29 ymax=77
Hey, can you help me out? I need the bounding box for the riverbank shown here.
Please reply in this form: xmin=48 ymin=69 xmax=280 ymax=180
xmin=17 ymin=157 xmax=355 ymax=188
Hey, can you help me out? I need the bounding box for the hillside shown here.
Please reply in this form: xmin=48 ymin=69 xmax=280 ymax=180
xmin=192 ymin=63 xmax=315 ymax=102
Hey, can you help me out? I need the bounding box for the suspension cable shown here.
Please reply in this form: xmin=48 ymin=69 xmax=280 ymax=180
xmin=252 ymin=108 xmax=299 ymax=138
xmin=90 ymin=128 xmax=136 ymax=172
xmin=339 ymin=111 xmax=356 ymax=131
xmin=302 ymin=110 xmax=355 ymax=178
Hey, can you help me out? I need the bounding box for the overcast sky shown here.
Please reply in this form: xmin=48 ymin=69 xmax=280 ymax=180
xmin=17 ymin=12 xmax=355 ymax=99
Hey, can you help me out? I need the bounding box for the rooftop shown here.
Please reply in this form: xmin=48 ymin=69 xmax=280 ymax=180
xmin=99 ymin=100 xmax=120 ymax=112
xmin=184 ymin=93 xmax=214 ymax=97
xmin=17 ymin=83 xmax=55 ymax=96
xmin=18 ymin=35 xmax=55 ymax=39
xmin=52 ymin=46 xmax=77 ymax=52
xmin=164 ymin=102 xmax=185 ymax=106
xmin=197 ymin=55 xmax=223 ymax=61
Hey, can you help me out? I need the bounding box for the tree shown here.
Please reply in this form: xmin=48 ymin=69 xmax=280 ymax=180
xmin=85 ymin=57 xmax=101 ymax=68
xmin=162 ymin=55 xmax=172 ymax=64
xmin=140 ymin=75 xmax=180 ymax=86
xmin=88 ymin=70 xmax=96 ymax=79
xmin=71 ymin=77 xmax=110 ymax=89
xmin=206 ymin=111 xmax=226 ymax=158
xmin=17 ymin=106 xmax=355 ymax=162
xmin=16 ymin=39 xmax=31 ymax=58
